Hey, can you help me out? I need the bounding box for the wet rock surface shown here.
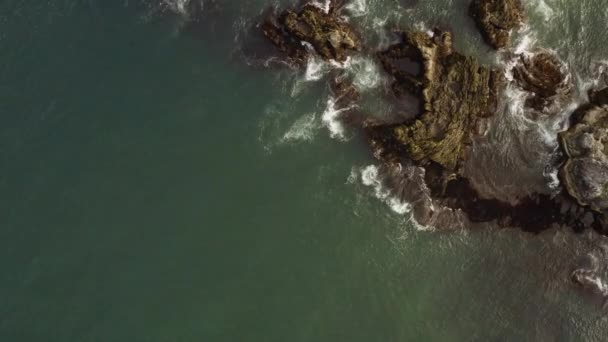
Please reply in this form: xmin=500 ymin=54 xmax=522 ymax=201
xmin=469 ymin=0 xmax=524 ymax=50
xmin=511 ymin=50 xmax=573 ymax=112
xmin=261 ymin=2 xmax=360 ymax=65
xmin=560 ymin=93 xmax=608 ymax=215
xmin=369 ymin=29 xmax=501 ymax=171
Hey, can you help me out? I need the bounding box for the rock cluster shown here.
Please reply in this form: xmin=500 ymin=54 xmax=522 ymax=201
xmin=368 ymin=29 xmax=501 ymax=171
xmin=261 ymin=3 xmax=360 ymax=65
xmin=469 ymin=0 xmax=524 ymax=49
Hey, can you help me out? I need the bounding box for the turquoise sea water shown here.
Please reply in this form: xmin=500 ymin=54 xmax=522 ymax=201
xmin=2 ymin=0 xmax=608 ymax=340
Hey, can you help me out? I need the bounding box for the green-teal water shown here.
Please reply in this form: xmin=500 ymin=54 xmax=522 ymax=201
xmin=2 ymin=0 xmax=608 ymax=341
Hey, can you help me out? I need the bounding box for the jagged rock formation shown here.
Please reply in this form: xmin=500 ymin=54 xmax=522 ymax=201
xmin=368 ymin=29 xmax=501 ymax=171
xmin=511 ymin=50 xmax=573 ymax=112
xmin=560 ymin=91 xmax=608 ymax=216
xmin=469 ymin=0 xmax=524 ymax=50
xmin=260 ymin=2 xmax=360 ymax=65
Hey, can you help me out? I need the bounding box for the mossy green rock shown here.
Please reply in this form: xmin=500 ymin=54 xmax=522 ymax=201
xmin=370 ymin=30 xmax=501 ymax=171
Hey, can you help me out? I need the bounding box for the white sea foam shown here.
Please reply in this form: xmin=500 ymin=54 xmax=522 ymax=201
xmin=573 ymin=249 xmax=608 ymax=297
xmin=502 ymin=44 xmax=574 ymax=146
xmin=281 ymin=113 xmax=319 ymax=143
xmin=489 ymin=44 xmax=580 ymax=195
xmin=345 ymin=0 xmax=368 ymax=17
xmin=290 ymin=53 xmax=331 ymax=97
xmin=321 ymin=97 xmax=350 ymax=140
xmin=310 ymin=0 xmax=331 ymax=13
xmin=346 ymin=167 xmax=359 ymax=184
xmin=348 ymin=57 xmax=383 ymax=91
xmin=413 ymin=21 xmax=431 ymax=34
xmin=512 ymin=26 xmax=538 ymax=56
xmin=309 ymin=56 xmax=384 ymax=91
xmin=163 ymin=0 xmax=203 ymax=17
xmin=163 ymin=0 xmax=189 ymax=15
xmin=358 ymin=164 xmax=435 ymax=231
xmin=361 ymin=165 xmax=411 ymax=215
xmin=544 ymin=167 xmax=561 ymax=190
xmin=579 ymin=273 xmax=608 ymax=295
xmin=304 ymin=53 xmax=329 ymax=82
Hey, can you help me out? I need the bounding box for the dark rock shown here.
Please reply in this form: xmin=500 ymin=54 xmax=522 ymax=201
xmin=369 ymin=29 xmax=502 ymax=171
xmin=511 ymin=50 xmax=573 ymax=112
xmin=261 ymin=3 xmax=361 ymax=65
xmin=589 ymin=87 xmax=608 ymax=106
xmin=469 ymin=0 xmax=524 ymax=50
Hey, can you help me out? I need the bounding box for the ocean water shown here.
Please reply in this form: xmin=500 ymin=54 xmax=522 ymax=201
xmin=2 ymin=0 xmax=608 ymax=341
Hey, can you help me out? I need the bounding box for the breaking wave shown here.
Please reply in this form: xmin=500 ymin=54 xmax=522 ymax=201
xmin=360 ymin=164 xmax=412 ymax=215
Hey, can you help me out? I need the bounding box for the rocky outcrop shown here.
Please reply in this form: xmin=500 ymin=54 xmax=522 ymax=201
xmin=365 ymin=29 xmax=608 ymax=235
xmin=261 ymin=3 xmax=360 ymax=65
xmin=560 ymin=97 xmax=608 ymax=215
xmin=469 ymin=0 xmax=524 ymax=50
xmin=511 ymin=50 xmax=573 ymax=112
xmin=368 ymin=29 xmax=501 ymax=171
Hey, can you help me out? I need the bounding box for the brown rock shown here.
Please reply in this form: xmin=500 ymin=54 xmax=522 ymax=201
xmin=469 ymin=0 xmax=524 ymax=49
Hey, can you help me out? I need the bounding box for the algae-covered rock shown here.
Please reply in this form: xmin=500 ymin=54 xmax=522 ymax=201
xmin=560 ymin=103 xmax=608 ymax=213
xmin=369 ymin=29 xmax=501 ymax=170
xmin=469 ymin=0 xmax=524 ymax=50
xmin=261 ymin=3 xmax=360 ymax=65
xmin=511 ymin=50 xmax=573 ymax=112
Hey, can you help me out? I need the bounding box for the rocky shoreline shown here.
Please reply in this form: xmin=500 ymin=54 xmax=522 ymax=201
xmin=256 ymin=0 xmax=608 ymax=237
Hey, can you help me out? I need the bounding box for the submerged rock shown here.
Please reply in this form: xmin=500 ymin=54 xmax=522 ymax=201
xmin=369 ymin=29 xmax=501 ymax=171
xmin=469 ymin=0 xmax=524 ymax=50
xmin=511 ymin=50 xmax=573 ymax=112
xmin=261 ymin=2 xmax=360 ymax=65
